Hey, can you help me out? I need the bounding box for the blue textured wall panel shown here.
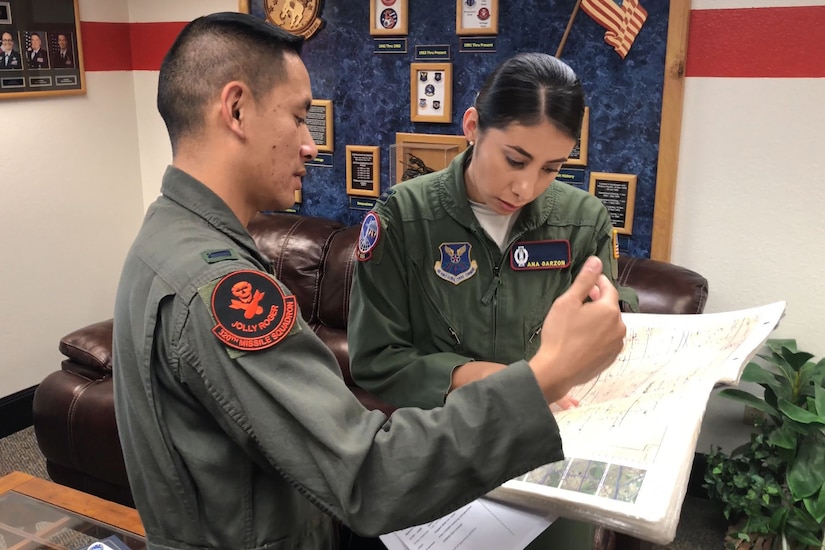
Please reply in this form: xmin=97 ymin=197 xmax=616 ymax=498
xmin=248 ymin=0 xmax=668 ymax=258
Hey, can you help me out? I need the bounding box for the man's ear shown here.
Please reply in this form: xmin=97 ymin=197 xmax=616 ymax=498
xmin=220 ymin=81 xmax=248 ymax=138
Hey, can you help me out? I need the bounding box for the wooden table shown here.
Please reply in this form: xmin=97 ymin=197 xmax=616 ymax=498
xmin=0 ymin=471 xmax=145 ymax=549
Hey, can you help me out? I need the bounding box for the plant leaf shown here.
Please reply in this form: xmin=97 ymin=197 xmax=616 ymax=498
xmin=803 ymin=484 xmax=825 ymax=524
xmin=767 ymin=338 xmax=798 ymax=354
xmin=766 ymin=425 xmax=797 ymax=449
xmin=788 ymin=431 xmax=825 ymax=499
xmin=815 ymin=384 xmax=825 ymax=417
xmin=778 ymin=398 xmax=825 ymax=425
xmin=720 ymin=389 xmax=778 ymax=416
xmin=780 ymin=348 xmax=815 ymax=371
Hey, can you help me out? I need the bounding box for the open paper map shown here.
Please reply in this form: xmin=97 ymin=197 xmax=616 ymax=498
xmin=487 ymin=301 xmax=787 ymax=545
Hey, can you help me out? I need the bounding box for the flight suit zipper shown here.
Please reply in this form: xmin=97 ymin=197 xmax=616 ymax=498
xmin=411 ymin=262 xmax=462 ymax=347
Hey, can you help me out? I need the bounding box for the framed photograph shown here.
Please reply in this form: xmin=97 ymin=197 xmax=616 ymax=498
xmin=589 ymin=172 xmax=637 ymax=235
xmin=410 ymin=62 xmax=452 ymax=124
xmin=307 ymin=99 xmax=333 ymax=153
xmin=346 ymin=145 xmax=381 ymax=198
xmin=394 ymin=132 xmax=468 ymax=183
xmin=0 ymin=0 xmax=85 ymax=99
xmin=0 ymin=2 xmax=11 ymax=25
xmin=565 ymin=106 xmax=590 ymax=167
xmin=370 ymin=0 xmax=408 ymax=37
xmin=456 ymin=0 xmax=498 ymax=35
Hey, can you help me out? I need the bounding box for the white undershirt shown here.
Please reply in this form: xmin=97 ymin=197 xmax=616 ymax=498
xmin=469 ymin=200 xmax=521 ymax=252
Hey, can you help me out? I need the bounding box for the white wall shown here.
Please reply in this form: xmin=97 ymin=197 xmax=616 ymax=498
xmin=128 ymin=0 xmax=233 ymax=210
xmin=0 ymin=0 xmax=233 ymax=398
xmin=678 ymin=0 xmax=825 ymax=452
xmin=0 ymin=0 xmax=142 ymax=396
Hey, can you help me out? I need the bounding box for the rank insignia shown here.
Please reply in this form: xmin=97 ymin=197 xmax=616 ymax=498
xmin=210 ymin=270 xmax=297 ymax=351
xmin=510 ymin=240 xmax=570 ymax=270
xmin=356 ymin=211 xmax=381 ymax=262
xmin=434 ymin=242 xmax=478 ymax=285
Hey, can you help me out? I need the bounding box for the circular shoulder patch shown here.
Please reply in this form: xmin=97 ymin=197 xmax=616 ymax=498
xmin=356 ymin=211 xmax=381 ymax=262
xmin=210 ymin=270 xmax=297 ymax=351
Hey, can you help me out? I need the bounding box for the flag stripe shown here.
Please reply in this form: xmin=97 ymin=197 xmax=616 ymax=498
xmin=687 ymin=6 xmax=825 ymax=78
xmin=581 ymin=0 xmax=647 ymax=59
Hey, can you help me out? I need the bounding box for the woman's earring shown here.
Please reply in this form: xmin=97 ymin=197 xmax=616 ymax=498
xmin=469 ymin=140 xmax=475 ymax=146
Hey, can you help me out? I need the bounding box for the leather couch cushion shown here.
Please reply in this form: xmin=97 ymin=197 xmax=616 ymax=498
xmin=58 ymin=319 xmax=114 ymax=373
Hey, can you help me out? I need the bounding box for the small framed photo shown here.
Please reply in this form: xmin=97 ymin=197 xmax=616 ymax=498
xmin=589 ymin=172 xmax=637 ymax=235
xmin=410 ymin=62 xmax=452 ymax=124
xmin=456 ymin=0 xmax=498 ymax=36
xmin=307 ymin=99 xmax=333 ymax=153
xmin=565 ymin=106 xmax=590 ymax=167
xmin=0 ymin=2 xmax=12 ymax=24
xmin=346 ymin=145 xmax=381 ymax=198
xmin=370 ymin=0 xmax=408 ymax=36
xmin=394 ymin=132 xmax=468 ymax=183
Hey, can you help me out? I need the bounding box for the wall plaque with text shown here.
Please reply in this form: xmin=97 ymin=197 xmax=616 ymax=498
xmin=589 ymin=172 xmax=637 ymax=235
xmin=346 ymin=145 xmax=380 ymax=198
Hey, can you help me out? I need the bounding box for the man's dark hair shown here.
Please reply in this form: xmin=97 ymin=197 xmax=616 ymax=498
xmin=157 ymin=12 xmax=303 ymax=151
xmin=31 ymin=32 xmax=40 ymax=39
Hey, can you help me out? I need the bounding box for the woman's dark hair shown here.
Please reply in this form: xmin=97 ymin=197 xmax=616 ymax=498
xmin=157 ymin=12 xmax=303 ymax=151
xmin=474 ymin=52 xmax=585 ymax=140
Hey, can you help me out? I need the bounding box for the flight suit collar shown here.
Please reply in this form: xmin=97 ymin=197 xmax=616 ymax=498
xmin=437 ymin=147 xmax=559 ymax=237
xmin=159 ymin=166 xmax=270 ymax=270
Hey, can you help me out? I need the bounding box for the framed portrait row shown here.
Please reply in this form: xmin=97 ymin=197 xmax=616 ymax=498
xmin=367 ymin=0 xmax=498 ymax=36
xmin=0 ymin=0 xmax=85 ymax=99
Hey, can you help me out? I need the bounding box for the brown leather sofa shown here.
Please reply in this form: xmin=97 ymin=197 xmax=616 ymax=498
xmin=33 ymin=212 xmax=708 ymax=546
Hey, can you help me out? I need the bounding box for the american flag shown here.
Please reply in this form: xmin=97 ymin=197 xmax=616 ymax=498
xmin=581 ymin=0 xmax=648 ymax=59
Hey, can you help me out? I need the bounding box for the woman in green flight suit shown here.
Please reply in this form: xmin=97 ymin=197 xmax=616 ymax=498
xmin=349 ymin=52 xmax=638 ymax=548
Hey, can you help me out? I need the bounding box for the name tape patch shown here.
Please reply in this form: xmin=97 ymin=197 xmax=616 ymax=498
xmin=210 ymin=270 xmax=297 ymax=351
xmin=510 ymin=240 xmax=571 ymax=271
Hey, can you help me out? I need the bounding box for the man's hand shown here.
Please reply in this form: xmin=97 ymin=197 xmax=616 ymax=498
xmin=529 ymin=256 xmax=626 ymax=404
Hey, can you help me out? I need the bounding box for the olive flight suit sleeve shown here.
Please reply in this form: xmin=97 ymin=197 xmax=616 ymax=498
xmin=348 ymin=207 xmax=473 ymax=409
xmin=176 ymin=272 xmax=564 ymax=537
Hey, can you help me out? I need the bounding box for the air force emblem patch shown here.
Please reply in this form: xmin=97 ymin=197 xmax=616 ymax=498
xmin=434 ymin=242 xmax=478 ymax=285
xmin=356 ymin=211 xmax=381 ymax=262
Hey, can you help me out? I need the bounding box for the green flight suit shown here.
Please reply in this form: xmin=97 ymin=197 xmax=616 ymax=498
xmin=348 ymin=149 xmax=638 ymax=549
xmin=112 ymin=166 xmax=569 ymax=550
xmin=349 ymin=149 xmax=637 ymax=408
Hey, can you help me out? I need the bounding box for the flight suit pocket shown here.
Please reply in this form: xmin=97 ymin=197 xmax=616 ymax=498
xmin=409 ymin=258 xmax=465 ymax=355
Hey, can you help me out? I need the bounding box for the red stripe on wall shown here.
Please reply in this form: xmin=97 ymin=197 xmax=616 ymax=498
xmin=687 ymin=6 xmax=825 ymax=78
xmin=81 ymin=21 xmax=186 ymax=72
xmin=129 ymin=22 xmax=188 ymax=71
xmin=80 ymin=22 xmax=132 ymax=71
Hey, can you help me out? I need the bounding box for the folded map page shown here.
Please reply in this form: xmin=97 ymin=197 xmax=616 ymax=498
xmin=489 ymin=301 xmax=787 ymax=545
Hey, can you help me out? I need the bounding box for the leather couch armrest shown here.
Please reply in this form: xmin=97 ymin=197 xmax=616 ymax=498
xmin=58 ymin=319 xmax=114 ymax=375
xmin=618 ymin=256 xmax=709 ymax=315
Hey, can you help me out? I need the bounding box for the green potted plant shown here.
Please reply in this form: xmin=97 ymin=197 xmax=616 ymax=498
xmin=703 ymin=339 xmax=825 ymax=549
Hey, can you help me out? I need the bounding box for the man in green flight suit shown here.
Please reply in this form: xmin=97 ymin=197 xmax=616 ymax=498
xmin=112 ymin=15 xmax=627 ymax=550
